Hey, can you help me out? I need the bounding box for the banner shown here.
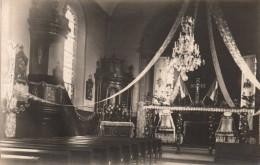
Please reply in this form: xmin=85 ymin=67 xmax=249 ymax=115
xmin=240 ymin=55 xmax=256 ymax=130
xmin=153 ymin=57 xmax=176 ymax=105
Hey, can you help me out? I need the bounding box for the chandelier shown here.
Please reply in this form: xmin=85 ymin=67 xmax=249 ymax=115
xmin=169 ymin=16 xmax=204 ymax=81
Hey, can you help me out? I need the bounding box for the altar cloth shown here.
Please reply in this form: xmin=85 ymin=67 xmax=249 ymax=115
xmin=99 ymin=121 xmax=135 ymax=137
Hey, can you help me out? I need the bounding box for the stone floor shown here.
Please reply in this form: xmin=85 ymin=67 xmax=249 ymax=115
xmin=159 ymin=145 xmax=216 ymax=165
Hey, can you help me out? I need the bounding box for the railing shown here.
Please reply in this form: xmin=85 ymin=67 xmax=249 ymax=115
xmin=136 ymin=103 xmax=254 ymax=154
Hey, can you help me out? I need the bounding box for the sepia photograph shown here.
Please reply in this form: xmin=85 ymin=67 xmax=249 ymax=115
xmin=1 ymin=0 xmax=260 ymax=164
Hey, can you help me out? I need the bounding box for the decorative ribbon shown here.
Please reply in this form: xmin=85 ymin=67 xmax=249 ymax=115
xmin=207 ymin=3 xmax=235 ymax=107
xmin=93 ymin=0 xmax=190 ymax=105
xmin=210 ymin=1 xmax=260 ymax=90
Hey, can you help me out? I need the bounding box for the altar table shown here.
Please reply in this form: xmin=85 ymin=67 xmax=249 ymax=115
xmin=99 ymin=121 xmax=135 ymax=137
xmin=136 ymin=103 xmax=254 ymax=153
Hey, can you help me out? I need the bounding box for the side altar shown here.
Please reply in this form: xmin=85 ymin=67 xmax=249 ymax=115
xmin=94 ymin=56 xmax=135 ymax=137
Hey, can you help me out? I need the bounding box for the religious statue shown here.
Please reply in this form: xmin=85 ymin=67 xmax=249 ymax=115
xmin=85 ymin=75 xmax=93 ymax=100
xmin=15 ymin=46 xmax=28 ymax=84
xmin=53 ymin=62 xmax=62 ymax=78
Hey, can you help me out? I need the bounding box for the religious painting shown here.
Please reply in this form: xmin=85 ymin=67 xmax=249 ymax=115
xmin=107 ymin=87 xmax=119 ymax=106
xmin=85 ymin=75 xmax=93 ymax=100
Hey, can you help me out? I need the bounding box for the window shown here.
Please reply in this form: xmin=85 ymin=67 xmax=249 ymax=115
xmin=64 ymin=6 xmax=78 ymax=100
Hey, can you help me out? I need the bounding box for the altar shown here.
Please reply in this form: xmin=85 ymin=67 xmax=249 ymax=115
xmin=98 ymin=121 xmax=135 ymax=137
xmin=136 ymin=103 xmax=254 ymax=153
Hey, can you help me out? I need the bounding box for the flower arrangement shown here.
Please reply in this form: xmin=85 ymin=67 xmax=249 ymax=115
xmin=96 ymin=103 xmax=130 ymax=121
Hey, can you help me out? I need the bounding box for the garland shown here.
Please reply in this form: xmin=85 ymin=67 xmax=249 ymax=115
xmin=74 ymin=107 xmax=96 ymax=122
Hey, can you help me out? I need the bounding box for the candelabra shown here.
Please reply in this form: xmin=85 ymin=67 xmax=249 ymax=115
xmin=169 ymin=16 xmax=204 ymax=81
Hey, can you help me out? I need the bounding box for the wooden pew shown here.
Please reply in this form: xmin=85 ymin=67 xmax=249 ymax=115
xmin=0 ymin=154 xmax=41 ymax=165
xmin=1 ymin=139 xmax=114 ymax=164
xmin=1 ymin=136 xmax=161 ymax=165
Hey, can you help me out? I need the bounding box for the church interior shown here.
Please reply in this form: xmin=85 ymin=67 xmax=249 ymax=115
xmin=1 ymin=0 xmax=260 ymax=164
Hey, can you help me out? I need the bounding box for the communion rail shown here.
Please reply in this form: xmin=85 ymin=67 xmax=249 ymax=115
xmin=136 ymin=104 xmax=254 ymax=154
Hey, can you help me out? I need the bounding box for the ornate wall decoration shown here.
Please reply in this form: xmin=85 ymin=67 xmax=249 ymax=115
xmin=85 ymin=75 xmax=93 ymax=100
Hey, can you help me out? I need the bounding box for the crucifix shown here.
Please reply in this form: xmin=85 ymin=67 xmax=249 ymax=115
xmin=190 ymin=78 xmax=205 ymax=105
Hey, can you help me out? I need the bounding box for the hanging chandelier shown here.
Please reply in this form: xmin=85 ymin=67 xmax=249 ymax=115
xmin=169 ymin=16 xmax=204 ymax=81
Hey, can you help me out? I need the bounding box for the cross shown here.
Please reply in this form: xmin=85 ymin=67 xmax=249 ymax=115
xmin=190 ymin=78 xmax=205 ymax=105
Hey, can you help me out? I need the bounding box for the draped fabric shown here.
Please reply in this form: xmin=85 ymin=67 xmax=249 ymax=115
xmin=202 ymin=78 xmax=219 ymax=103
xmin=209 ymin=1 xmax=260 ymax=90
xmin=170 ymin=75 xmax=191 ymax=103
xmin=94 ymin=0 xmax=190 ymax=105
xmin=136 ymin=102 xmax=147 ymax=138
xmin=207 ymin=4 xmax=235 ymax=107
xmin=2 ymin=41 xmax=17 ymax=137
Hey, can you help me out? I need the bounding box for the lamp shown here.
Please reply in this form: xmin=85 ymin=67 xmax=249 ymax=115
xmin=169 ymin=16 xmax=204 ymax=81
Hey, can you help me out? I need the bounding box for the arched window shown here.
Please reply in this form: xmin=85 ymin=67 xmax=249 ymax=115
xmin=64 ymin=6 xmax=78 ymax=100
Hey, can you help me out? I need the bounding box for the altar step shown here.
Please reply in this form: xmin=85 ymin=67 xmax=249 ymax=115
xmin=160 ymin=145 xmax=215 ymax=165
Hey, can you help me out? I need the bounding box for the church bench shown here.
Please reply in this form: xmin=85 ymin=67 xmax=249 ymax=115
xmin=2 ymin=137 xmax=126 ymax=164
xmin=0 ymin=147 xmax=70 ymax=165
xmin=1 ymin=136 xmax=161 ymax=165
xmin=0 ymin=154 xmax=41 ymax=165
xmin=1 ymin=139 xmax=113 ymax=165
xmin=16 ymin=136 xmax=159 ymax=164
